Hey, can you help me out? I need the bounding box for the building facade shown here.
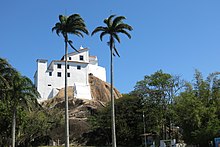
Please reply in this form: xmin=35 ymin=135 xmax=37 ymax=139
xmin=34 ymin=47 xmax=106 ymax=102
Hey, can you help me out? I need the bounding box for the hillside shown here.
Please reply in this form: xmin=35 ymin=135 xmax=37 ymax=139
xmin=40 ymin=74 xmax=122 ymax=144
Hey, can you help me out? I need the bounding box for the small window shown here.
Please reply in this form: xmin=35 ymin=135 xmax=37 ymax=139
xmin=49 ymin=72 xmax=52 ymax=76
xmin=80 ymin=55 xmax=84 ymax=61
xmin=57 ymin=72 xmax=61 ymax=77
xmin=67 ymin=65 xmax=69 ymax=69
xmin=69 ymin=57 xmax=71 ymax=60
xmin=77 ymin=65 xmax=81 ymax=70
xmin=67 ymin=73 xmax=70 ymax=77
xmin=48 ymin=84 xmax=51 ymax=86
xmin=57 ymin=64 xmax=61 ymax=69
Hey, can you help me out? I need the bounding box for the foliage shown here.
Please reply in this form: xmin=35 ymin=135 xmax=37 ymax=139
xmin=52 ymin=14 xmax=89 ymax=147
xmin=17 ymin=108 xmax=64 ymax=146
xmin=172 ymin=70 xmax=220 ymax=146
xmin=87 ymin=94 xmax=142 ymax=146
xmin=0 ymin=58 xmax=64 ymax=146
xmin=92 ymin=14 xmax=133 ymax=57
xmin=92 ymin=14 xmax=132 ymax=147
xmin=2 ymin=56 xmax=220 ymax=146
xmin=133 ymin=70 xmax=185 ymax=140
xmin=52 ymin=14 xmax=89 ymax=51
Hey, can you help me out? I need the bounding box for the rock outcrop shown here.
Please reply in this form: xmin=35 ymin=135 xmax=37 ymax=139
xmin=40 ymin=74 xmax=122 ymax=144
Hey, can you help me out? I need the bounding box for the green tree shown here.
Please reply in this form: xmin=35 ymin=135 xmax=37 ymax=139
xmin=17 ymin=108 xmax=64 ymax=146
xmin=52 ymin=14 xmax=89 ymax=147
xmin=0 ymin=58 xmax=40 ymax=146
xmin=172 ymin=91 xmax=204 ymax=144
xmin=9 ymin=73 xmax=39 ymax=147
xmin=114 ymin=94 xmax=143 ymax=146
xmin=92 ymin=15 xmax=132 ymax=147
xmin=88 ymin=94 xmax=142 ymax=146
xmin=0 ymin=100 xmax=11 ymax=145
xmin=172 ymin=70 xmax=220 ymax=146
xmin=133 ymin=70 xmax=185 ymax=140
xmin=0 ymin=58 xmax=15 ymax=101
xmin=0 ymin=58 xmax=17 ymax=145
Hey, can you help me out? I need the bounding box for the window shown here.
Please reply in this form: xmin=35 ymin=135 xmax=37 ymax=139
xmin=77 ymin=65 xmax=81 ymax=70
xmin=49 ymin=72 xmax=52 ymax=76
xmin=67 ymin=65 xmax=69 ymax=69
xmin=69 ymin=57 xmax=71 ymax=60
xmin=80 ymin=55 xmax=84 ymax=61
xmin=67 ymin=73 xmax=70 ymax=77
xmin=57 ymin=64 xmax=61 ymax=69
xmin=57 ymin=72 xmax=61 ymax=77
xmin=48 ymin=84 xmax=51 ymax=86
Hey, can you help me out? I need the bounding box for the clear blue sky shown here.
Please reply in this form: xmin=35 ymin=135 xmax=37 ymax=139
xmin=1 ymin=0 xmax=220 ymax=93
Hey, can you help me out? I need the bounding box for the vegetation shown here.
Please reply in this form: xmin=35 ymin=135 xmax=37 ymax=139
xmin=52 ymin=13 xmax=89 ymax=147
xmin=92 ymin=14 xmax=133 ymax=147
xmin=0 ymin=58 xmax=64 ymax=146
xmin=1 ymin=13 xmax=220 ymax=147
xmin=1 ymin=56 xmax=220 ymax=146
xmin=87 ymin=70 xmax=220 ymax=147
xmin=172 ymin=70 xmax=220 ymax=146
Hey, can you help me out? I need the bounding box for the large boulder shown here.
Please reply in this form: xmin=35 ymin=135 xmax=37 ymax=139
xmin=40 ymin=74 xmax=122 ymax=145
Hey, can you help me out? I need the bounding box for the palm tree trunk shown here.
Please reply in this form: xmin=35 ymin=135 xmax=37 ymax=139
xmin=12 ymin=105 xmax=16 ymax=147
xmin=64 ymin=36 xmax=69 ymax=147
xmin=110 ymin=39 xmax=117 ymax=147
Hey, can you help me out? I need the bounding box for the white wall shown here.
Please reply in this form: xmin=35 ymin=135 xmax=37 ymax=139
xmin=35 ymin=48 xmax=106 ymax=102
xmin=88 ymin=64 xmax=106 ymax=82
xmin=74 ymin=82 xmax=92 ymax=99
xmin=36 ymin=59 xmax=48 ymax=101
xmin=68 ymin=49 xmax=89 ymax=63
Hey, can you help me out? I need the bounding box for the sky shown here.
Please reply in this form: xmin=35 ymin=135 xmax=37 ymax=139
xmin=1 ymin=0 xmax=220 ymax=93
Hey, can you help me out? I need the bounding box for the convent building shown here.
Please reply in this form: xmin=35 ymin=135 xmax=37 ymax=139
xmin=34 ymin=47 xmax=106 ymax=102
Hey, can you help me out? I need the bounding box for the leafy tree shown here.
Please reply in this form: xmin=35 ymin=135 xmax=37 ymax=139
xmin=172 ymin=70 xmax=220 ymax=146
xmin=92 ymin=14 xmax=132 ymax=147
xmin=114 ymin=94 xmax=143 ymax=146
xmin=17 ymin=108 xmax=64 ymax=146
xmin=172 ymin=91 xmax=204 ymax=144
xmin=87 ymin=94 xmax=142 ymax=146
xmin=52 ymin=14 xmax=89 ymax=147
xmin=0 ymin=100 xmax=11 ymax=145
xmin=133 ymin=70 xmax=185 ymax=140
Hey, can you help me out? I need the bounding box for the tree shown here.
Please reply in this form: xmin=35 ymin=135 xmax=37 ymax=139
xmin=0 ymin=58 xmax=40 ymax=147
xmin=92 ymin=14 xmax=132 ymax=147
xmin=52 ymin=14 xmax=89 ymax=147
xmin=9 ymin=73 xmax=39 ymax=147
xmin=132 ymin=70 xmax=185 ymax=140
xmin=17 ymin=108 xmax=64 ymax=146
xmin=172 ymin=70 xmax=220 ymax=146
xmin=0 ymin=58 xmax=15 ymax=100
xmin=88 ymin=94 xmax=143 ymax=146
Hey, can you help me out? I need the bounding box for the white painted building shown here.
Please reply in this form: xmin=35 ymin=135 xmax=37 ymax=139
xmin=34 ymin=47 xmax=106 ymax=102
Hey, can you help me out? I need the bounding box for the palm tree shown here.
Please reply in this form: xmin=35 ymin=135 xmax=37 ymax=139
xmin=9 ymin=73 xmax=39 ymax=147
xmin=0 ymin=58 xmax=14 ymax=94
xmin=0 ymin=58 xmax=39 ymax=147
xmin=92 ymin=14 xmax=132 ymax=147
xmin=52 ymin=14 xmax=89 ymax=147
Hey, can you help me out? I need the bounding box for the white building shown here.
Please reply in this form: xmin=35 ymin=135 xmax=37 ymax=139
xmin=34 ymin=47 xmax=106 ymax=102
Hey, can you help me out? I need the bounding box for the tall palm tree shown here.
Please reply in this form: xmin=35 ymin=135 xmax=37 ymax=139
xmin=92 ymin=14 xmax=132 ymax=147
xmin=52 ymin=14 xmax=89 ymax=147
